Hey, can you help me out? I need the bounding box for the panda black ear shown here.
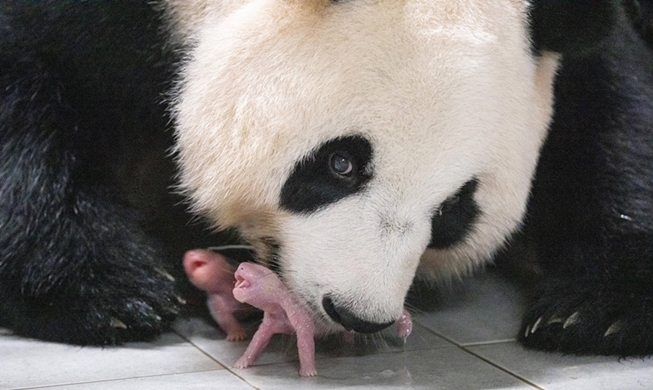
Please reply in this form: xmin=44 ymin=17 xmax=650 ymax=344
xmin=530 ymin=0 xmax=621 ymax=54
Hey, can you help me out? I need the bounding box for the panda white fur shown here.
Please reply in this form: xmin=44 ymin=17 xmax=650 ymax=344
xmin=1 ymin=0 xmax=652 ymax=356
xmin=173 ymin=0 xmax=557 ymax=332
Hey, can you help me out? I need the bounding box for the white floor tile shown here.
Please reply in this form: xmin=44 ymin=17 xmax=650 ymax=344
xmin=3 ymin=272 xmax=652 ymax=390
xmin=469 ymin=341 xmax=653 ymax=390
xmin=414 ymin=271 xmax=525 ymax=345
xmin=234 ymin=347 xmax=537 ymax=389
xmin=36 ymin=371 xmax=254 ymax=390
xmin=0 ymin=332 xmax=222 ymax=390
xmin=173 ymin=317 xmax=292 ymax=368
xmin=173 ymin=316 xmax=452 ymax=371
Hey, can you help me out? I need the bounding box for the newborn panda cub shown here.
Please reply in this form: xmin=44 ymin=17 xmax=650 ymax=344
xmin=183 ymin=250 xmax=249 ymax=342
xmin=184 ymin=249 xmax=412 ymax=376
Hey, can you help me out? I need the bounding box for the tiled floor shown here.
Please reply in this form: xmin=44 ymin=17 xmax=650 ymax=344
xmin=2 ymin=271 xmax=652 ymax=390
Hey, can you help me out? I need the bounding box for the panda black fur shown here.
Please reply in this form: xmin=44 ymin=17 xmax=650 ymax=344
xmin=0 ymin=2 xmax=220 ymax=345
xmin=1 ymin=0 xmax=653 ymax=359
xmin=522 ymin=0 xmax=653 ymax=356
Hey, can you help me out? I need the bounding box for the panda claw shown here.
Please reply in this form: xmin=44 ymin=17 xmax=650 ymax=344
xmin=154 ymin=267 xmax=176 ymax=282
xmin=524 ymin=325 xmax=531 ymax=338
xmin=110 ymin=317 xmax=128 ymax=329
xmin=562 ymin=312 xmax=580 ymax=329
xmin=547 ymin=315 xmax=564 ymax=325
xmin=531 ymin=316 xmax=543 ymax=333
xmin=604 ymin=321 xmax=623 ymax=337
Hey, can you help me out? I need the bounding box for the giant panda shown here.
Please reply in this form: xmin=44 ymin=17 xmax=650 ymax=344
xmin=1 ymin=0 xmax=652 ymax=358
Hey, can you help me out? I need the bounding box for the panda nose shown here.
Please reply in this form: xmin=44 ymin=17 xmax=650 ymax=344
xmin=322 ymin=296 xmax=394 ymax=333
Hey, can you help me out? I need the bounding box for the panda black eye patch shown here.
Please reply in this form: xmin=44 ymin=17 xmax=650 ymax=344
xmin=428 ymin=178 xmax=480 ymax=249
xmin=280 ymin=135 xmax=373 ymax=214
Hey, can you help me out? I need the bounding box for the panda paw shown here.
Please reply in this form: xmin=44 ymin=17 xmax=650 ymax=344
xmin=519 ymin=278 xmax=653 ymax=357
xmin=73 ymin=265 xmax=183 ymax=345
xmin=3 ymin=263 xmax=182 ymax=346
xmin=95 ymin=289 xmax=181 ymax=344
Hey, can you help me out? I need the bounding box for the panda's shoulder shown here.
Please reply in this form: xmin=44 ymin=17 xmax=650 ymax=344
xmin=0 ymin=2 xmax=175 ymax=108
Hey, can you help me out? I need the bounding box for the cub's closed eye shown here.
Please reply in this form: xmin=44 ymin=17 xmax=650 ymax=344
xmin=329 ymin=152 xmax=354 ymax=176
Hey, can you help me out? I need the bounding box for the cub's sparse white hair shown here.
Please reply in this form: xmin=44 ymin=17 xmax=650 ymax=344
xmin=172 ymin=0 xmax=558 ymax=330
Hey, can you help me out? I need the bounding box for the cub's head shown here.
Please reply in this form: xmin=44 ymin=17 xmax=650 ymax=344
xmin=172 ymin=0 xmax=571 ymax=333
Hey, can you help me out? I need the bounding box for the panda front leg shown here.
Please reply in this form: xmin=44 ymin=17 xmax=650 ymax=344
xmin=519 ymin=120 xmax=653 ymax=354
xmin=0 ymin=173 xmax=182 ymax=345
xmin=0 ymin=58 xmax=180 ymax=346
xmin=0 ymin=167 xmax=182 ymax=346
xmin=518 ymin=11 xmax=653 ymax=355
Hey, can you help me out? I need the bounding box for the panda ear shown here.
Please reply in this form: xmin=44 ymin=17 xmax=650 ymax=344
xmin=530 ymin=0 xmax=621 ymax=54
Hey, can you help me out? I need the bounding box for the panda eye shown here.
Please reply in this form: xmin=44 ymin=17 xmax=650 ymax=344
xmin=428 ymin=179 xmax=480 ymax=249
xmin=329 ymin=152 xmax=354 ymax=176
xmin=280 ymin=135 xmax=372 ymax=214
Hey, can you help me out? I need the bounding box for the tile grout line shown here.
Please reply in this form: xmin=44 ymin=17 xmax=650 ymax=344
xmin=411 ymin=322 xmax=544 ymax=389
xmin=408 ymin=320 xmax=465 ymax=348
xmin=461 ymin=339 xmax=518 ymax=347
xmin=173 ymin=329 xmax=261 ymax=390
xmin=460 ymin=346 xmax=546 ymax=390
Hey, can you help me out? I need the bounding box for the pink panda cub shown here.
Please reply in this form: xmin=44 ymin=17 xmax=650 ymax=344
xmin=183 ymin=249 xmax=249 ymax=341
xmin=183 ymin=249 xmax=413 ymax=377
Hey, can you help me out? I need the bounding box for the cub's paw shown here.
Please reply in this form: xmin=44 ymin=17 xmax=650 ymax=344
xmin=519 ymin=278 xmax=653 ymax=357
xmin=225 ymin=328 xmax=248 ymax=342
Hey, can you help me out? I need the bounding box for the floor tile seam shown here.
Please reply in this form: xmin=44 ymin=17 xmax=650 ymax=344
xmin=407 ymin=322 xmax=463 ymax=348
xmin=460 ymin=346 xmax=545 ymax=390
xmin=404 ymin=320 xmax=473 ymax=350
xmin=410 ymin=320 xmax=517 ymax=348
xmin=173 ymin=329 xmax=260 ymax=389
xmin=399 ymin=325 xmax=544 ymax=389
xmin=1 ymin=369 xmax=229 ymax=390
xmin=460 ymin=339 xmax=517 ymax=347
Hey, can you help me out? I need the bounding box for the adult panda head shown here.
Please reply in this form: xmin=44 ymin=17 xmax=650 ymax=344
xmin=172 ymin=0 xmax=562 ymax=333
